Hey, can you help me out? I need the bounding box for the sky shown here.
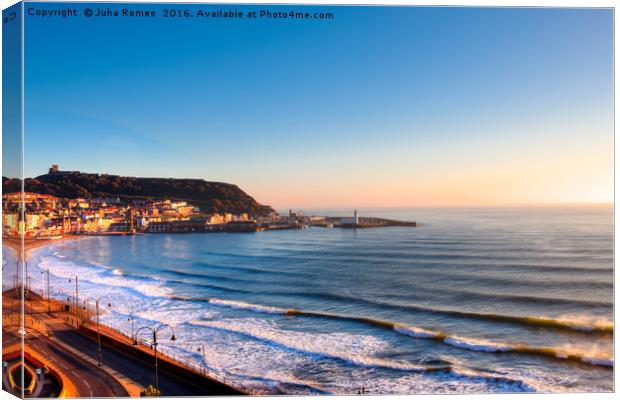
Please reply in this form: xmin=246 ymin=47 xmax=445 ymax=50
xmin=2 ymin=2 xmax=22 ymax=180
xmin=20 ymin=4 xmax=613 ymax=209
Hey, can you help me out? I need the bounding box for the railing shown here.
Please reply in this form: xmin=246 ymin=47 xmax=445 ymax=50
xmin=93 ymin=320 xmax=222 ymax=383
xmin=4 ymin=284 xmax=236 ymax=388
xmin=3 ymin=311 xmax=47 ymax=332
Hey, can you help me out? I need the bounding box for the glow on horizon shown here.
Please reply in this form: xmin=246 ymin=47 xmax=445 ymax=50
xmin=233 ymin=119 xmax=613 ymax=209
xmin=248 ymin=158 xmax=613 ymax=209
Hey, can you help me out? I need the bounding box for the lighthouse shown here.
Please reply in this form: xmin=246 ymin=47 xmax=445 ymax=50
xmin=354 ymin=210 xmax=359 ymax=225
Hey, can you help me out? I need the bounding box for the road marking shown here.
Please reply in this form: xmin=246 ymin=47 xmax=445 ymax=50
xmin=81 ymin=377 xmax=93 ymax=397
xmin=19 ymin=300 xmax=138 ymax=397
xmin=29 ymin=342 xmax=70 ymax=370
xmin=68 ymin=370 xmax=93 ymax=397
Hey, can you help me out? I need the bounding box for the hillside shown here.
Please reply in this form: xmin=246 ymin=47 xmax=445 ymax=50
xmin=2 ymin=172 xmax=274 ymax=216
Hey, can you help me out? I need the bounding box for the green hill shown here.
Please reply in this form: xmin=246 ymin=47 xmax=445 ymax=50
xmin=2 ymin=171 xmax=274 ymax=216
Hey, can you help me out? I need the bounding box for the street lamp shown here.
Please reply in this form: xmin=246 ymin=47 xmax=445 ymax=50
xmin=82 ymin=300 xmax=88 ymax=321
xmin=196 ymin=345 xmax=206 ymax=375
xmin=26 ymin=276 xmax=33 ymax=324
xmin=83 ymin=296 xmax=112 ymax=367
xmin=133 ymin=323 xmax=177 ymax=395
xmin=40 ymin=269 xmax=51 ymax=313
xmin=56 ymin=288 xmax=65 ymax=316
xmin=126 ymin=310 xmax=139 ymax=338
xmin=24 ymin=260 xmax=29 ymax=295
xmin=68 ymin=275 xmax=78 ymax=321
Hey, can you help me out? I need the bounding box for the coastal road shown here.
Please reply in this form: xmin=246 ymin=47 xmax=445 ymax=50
xmin=26 ymin=334 xmax=127 ymax=397
xmin=21 ymin=296 xmax=227 ymax=396
xmin=3 ymin=302 xmax=126 ymax=397
xmin=51 ymin=329 xmax=205 ymax=396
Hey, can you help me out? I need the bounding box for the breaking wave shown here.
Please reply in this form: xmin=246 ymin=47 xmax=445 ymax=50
xmin=194 ymin=297 xmax=613 ymax=368
xmin=21 ymin=226 xmax=613 ymax=395
xmin=207 ymin=298 xmax=292 ymax=315
xmin=191 ymin=318 xmax=539 ymax=392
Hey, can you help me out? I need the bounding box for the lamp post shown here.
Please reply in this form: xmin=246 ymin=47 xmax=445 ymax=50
xmin=57 ymin=288 xmax=64 ymax=316
xmin=82 ymin=300 xmax=89 ymax=321
xmin=84 ymin=296 xmax=111 ymax=366
xmin=46 ymin=269 xmax=50 ymax=313
xmin=26 ymin=276 xmax=32 ymax=324
xmin=133 ymin=323 xmax=177 ymax=395
xmin=25 ymin=274 xmax=31 ymax=301
xmin=68 ymin=275 xmax=78 ymax=321
xmin=75 ymin=275 xmax=78 ymax=321
xmin=40 ymin=268 xmax=51 ymax=313
xmin=196 ymin=345 xmax=206 ymax=374
xmin=24 ymin=260 xmax=28 ymax=297
xmin=127 ymin=311 xmax=137 ymax=338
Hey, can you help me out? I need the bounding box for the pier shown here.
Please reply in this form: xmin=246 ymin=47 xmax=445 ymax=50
xmin=327 ymin=217 xmax=417 ymax=229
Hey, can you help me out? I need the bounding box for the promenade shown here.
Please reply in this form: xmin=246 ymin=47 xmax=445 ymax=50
xmin=3 ymin=293 xmax=127 ymax=397
xmin=2 ymin=289 xmax=243 ymax=397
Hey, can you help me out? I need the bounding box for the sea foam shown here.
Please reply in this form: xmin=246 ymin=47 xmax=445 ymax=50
xmin=207 ymin=298 xmax=290 ymax=315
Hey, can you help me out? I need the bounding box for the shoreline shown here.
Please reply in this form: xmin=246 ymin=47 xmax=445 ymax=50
xmin=2 ymin=235 xmax=85 ymax=260
xmin=1 ymin=225 xmax=613 ymax=394
xmin=1 ymin=234 xmax=247 ymax=395
xmin=3 ymin=289 xmax=243 ymax=396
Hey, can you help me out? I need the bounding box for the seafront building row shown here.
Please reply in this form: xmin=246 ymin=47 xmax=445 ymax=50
xmin=2 ymin=192 xmax=415 ymax=238
xmin=1 ymin=192 xmax=283 ymax=237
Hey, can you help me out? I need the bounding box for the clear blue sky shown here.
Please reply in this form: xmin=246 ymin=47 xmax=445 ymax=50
xmin=2 ymin=2 xmax=22 ymax=180
xmin=22 ymin=4 xmax=613 ymax=208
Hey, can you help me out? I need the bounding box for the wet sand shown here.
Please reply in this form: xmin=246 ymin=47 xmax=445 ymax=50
xmin=2 ymin=235 xmax=83 ymax=259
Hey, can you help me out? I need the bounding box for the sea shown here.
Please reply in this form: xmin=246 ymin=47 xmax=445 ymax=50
xmin=2 ymin=207 xmax=614 ymax=394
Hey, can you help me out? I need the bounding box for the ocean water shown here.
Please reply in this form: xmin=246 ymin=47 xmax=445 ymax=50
xmin=5 ymin=207 xmax=614 ymax=394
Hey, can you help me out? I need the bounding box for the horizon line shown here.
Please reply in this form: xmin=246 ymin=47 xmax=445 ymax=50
xmin=275 ymin=203 xmax=614 ymax=211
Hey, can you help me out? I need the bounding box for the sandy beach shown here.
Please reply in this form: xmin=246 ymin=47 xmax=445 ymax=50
xmin=2 ymin=235 xmax=83 ymax=259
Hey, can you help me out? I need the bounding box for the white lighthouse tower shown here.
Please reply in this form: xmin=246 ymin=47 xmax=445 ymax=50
xmin=354 ymin=210 xmax=359 ymax=225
